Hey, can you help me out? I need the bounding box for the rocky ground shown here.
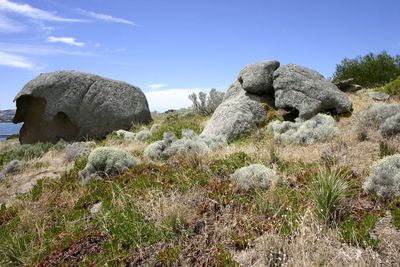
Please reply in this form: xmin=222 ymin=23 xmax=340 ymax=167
xmin=0 ymin=89 xmax=400 ymax=266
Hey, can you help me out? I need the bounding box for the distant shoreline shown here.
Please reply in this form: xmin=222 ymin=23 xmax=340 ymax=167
xmin=0 ymin=122 xmax=21 ymax=141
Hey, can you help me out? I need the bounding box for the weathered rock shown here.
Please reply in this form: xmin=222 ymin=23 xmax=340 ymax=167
xmin=201 ymin=80 xmax=272 ymax=142
xmin=368 ymin=91 xmax=390 ymax=101
xmin=334 ymin=78 xmax=362 ymax=92
xmin=238 ymin=60 xmax=280 ymax=94
xmin=334 ymin=78 xmax=354 ymax=91
xmin=13 ymin=71 xmax=151 ymax=144
xmin=273 ymin=64 xmax=353 ymax=119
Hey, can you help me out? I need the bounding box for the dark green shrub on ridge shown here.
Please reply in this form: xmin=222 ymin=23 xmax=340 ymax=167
xmin=332 ymin=51 xmax=400 ymax=87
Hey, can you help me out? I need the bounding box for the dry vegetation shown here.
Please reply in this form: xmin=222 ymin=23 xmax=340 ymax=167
xmin=1 ymin=90 xmax=400 ymax=266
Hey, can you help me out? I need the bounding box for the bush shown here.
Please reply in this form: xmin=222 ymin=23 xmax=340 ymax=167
xmin=267 ymin=114 xmax=339 ymax=144
xmin=144 ymin=132 xmax=177 ymax=161
xmin=188 ymin=88 xmax=225 ymax=116
xmin=332 ymin=51 xmax=400 ymax=87
xmin=144 ymin=130 xmax=226 ymax=161
xmin=311 ymin=168 xmax=349 ymax=223
xmin=230 ymin=164 xmax=279 ymax=191
xmin=363 ymin=154 xmax=400 ymax=198
xmin=0 ymin=160 xmax=23 ymax=179
xmin=80 ymin=147 xmax=140 ymax=184
xmin=64 ymin=142 xmax=91 ymax=162
xmin=375 ymin=76 xmax=400 ymax=95
xmin=355 ymin=104 xmax=400 ymax=139
xmin=115 ymin=129 xmax=151 ymax=142
xmin=0 ymin=143 xmax=52 ymax=167
xmin=379 ymin=112 xmax=400 ymax=138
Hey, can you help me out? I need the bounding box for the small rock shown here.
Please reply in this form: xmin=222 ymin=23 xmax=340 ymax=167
xmin=90 ymin=202 xmax=102 ymax=214
xmin=368 ymin=91 xmax=390 ymax=101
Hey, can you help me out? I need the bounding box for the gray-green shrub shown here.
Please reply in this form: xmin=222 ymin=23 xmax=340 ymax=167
xmin=115 ymin=129 xmax=151 ymax=142
xmin=144 ymin=129 xmax=226 ymax=161
xmin=64 ymin=142 xmax=91 ymax=162
xmin=230 ymin=164 xmax=279 ymax=191
xmin=355 ymin=103 xmax=400 ymax=139
xmin=267 ymin=114 xmax=339 ymax=144
xmin=363 ymin=154 xmax=400 ymax=198
xmin=379 ymin=113 xmax=400 ymax=138
xmin=80 ymin=147 xmax=140 ymax=184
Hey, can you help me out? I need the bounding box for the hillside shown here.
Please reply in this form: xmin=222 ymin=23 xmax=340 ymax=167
xmin=0 ymin=109 xmax=15 ymax=123
xmin=0 ymin=89 xmax=400 ymax=266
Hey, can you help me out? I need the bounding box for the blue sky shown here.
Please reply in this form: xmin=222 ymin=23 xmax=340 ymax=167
xmin=0 ymin=0 xmax=399 ymax=111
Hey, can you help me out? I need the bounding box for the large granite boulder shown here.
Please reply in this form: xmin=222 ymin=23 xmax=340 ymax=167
xmin=273 ymin=64 xmax=353 ymax=119
xmin=13 ymin=71 xmax=151 ymax=144
xmin=238 ymin=60 xmax=280 ymax=95
xmin=201 ymin=80 xmax=273 ymax=142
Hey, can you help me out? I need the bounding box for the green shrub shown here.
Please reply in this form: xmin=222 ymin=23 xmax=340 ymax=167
xmin=311 ymin=168 xmax=349 ymax=223
xmin=0 ymin=143 xmax=52 ymax=167
xmin=375 ymin=76 xmax=400 ymax=95
xmin=332 ymin=51 xmax=400 ymax=87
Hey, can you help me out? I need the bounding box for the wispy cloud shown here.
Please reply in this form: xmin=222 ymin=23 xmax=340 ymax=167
xmin=0 ymin=13 xmax=23 ymax=32
xmin=48 ymin=36 xmax=85 ymax=47
xmin=78 ymin=9 xmax=135 ymax=25
xmin=0 ymin=42 xmax=92 ymax=56
xmin=0 ymin=0 xmax=84 ymax=22
xmin=148 ymin=83 xmax=167 ymax=90
xmin=0 ymin=51 xmax=40 ymax=70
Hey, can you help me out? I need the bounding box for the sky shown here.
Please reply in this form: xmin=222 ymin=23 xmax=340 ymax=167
xmin=0 ymin=0 xmax=399 ymax=111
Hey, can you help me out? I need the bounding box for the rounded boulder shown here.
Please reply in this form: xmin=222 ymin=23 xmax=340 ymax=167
xmin=13 ymin=71 xmax=151 ymax=144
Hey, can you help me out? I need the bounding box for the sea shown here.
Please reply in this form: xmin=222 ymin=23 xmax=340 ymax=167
xmin=0 ymin=123 xmax=22 ymax=141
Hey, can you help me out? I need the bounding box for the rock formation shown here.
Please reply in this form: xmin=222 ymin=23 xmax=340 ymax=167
xmin=273 ymin=64 xmax=353 ymax=119
xmin=202 ymin=60 xmax=353 ymax=142
xmin=13 ymin=71 xmax=151 ymax=144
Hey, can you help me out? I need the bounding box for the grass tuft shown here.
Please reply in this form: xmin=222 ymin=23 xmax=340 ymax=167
xmin=311 ymin=168 xmax=349 ymax=224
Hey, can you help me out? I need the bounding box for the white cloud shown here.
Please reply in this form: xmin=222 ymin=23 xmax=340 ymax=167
xmin=0 ymin=51 xmax=39 ymax=70
xmin=0 ymin=13 xmax=23 ymax=32
xmin=48 ymin=36 xmax=85 ymax=47
xmin=0 ymin=0 xmax=83 ymax=22
xmin=78 ymin=9 xmax=135 ymax=25
xmin=145 ymin=88 xmax=207 ymax=112
xmin=0 ymin=42 xmax=92 ymax=56
xmin=148 ymin=83 xmax=166 ymax=90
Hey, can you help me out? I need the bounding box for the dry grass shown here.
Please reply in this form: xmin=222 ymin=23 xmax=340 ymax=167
xmin=0 ymin=149 xmax=73 ymax=206
xmin=233 ymin=210 xmax=380 ymax=267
